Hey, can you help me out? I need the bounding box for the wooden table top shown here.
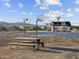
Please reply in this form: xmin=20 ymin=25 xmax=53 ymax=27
xmin=13 ymin=37 xmax=40 ymax=40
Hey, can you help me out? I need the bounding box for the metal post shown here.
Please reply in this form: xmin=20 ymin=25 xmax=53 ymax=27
xmin=36 ymin=19 xmax=42 ymax=38
xmin=23 ymin=18 xmax=25 ymax=37
xmin=36 ymin=20 xmax=38 ymax=37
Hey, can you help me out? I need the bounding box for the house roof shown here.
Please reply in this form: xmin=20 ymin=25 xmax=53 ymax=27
xmin=51 ymin=21 xmax=71 ymax=26
xmin=52 ymin=21 xmax=70 ymax=23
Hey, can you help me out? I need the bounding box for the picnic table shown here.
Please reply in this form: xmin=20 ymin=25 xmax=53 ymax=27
xmin=10 ymin=37 xmax=44 ymax=50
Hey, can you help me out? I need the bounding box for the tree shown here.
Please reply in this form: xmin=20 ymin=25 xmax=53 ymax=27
xmin=0 ymin=26 xmax=7 ymax=31
xmin=9 ymin=26 xmax=19 ymax=31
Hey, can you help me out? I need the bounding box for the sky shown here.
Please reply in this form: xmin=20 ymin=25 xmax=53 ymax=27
xmin=0 ymin=0 xmax=79 ymax=25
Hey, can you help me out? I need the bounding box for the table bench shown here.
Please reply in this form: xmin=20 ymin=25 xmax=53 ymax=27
xmin=9 ymin=42 xmax=36 ymax=49
xmin=10 ymin=37 xmax=44 ymax=50
xmin=20 ymin=41 xmax=44 ymax=47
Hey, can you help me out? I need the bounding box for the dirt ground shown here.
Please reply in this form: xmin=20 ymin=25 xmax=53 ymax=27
xmin=0 ymin=37 xmax=79 ymax=59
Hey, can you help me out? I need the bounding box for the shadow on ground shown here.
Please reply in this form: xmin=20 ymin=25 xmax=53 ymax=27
xmin=38 ymin=46 xmax=79 ymax=53
xmin=47 ymin=47 xmax=79 ymax=52
xmin=38 ymin=49 xmax=62 ymax=53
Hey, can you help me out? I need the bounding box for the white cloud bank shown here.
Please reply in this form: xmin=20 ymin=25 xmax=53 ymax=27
xmin=45 ymin=10 xmax=63 ymax=17
xmin=66 ymin=12 xmax=73 ymax=17
xmin=44 ymin=0 xmax=62 ymax=6
xmin=18 ymin=3 xmax=24 ymax=8
xmin=4 ymin=2 xmax=11 ymax=7
xmin=0 ymin=0 xmax=10 ymax=2
xmin=67 ymin=8 xmax=72 ymax=12
xmin=0 ymin=0 xmax=11 ymax=7
xmin=75 ymin=0 xmax=79 ymax=4
xmin=21 ymin=12 xmax=33 ymax=15
xmin=40 ymin=6 xmax=48 ymax=9
xmin=36 ymin=11 xmax=63 ymax=21
xmin=75 ymin=8 xmax=79 ymax=12
xmin=35 ymin=0 xmax=62 ymax=9
xmin=35 ymin=0 xmax=41 ymax=5
xmin=21 ymin=12 xmax=26 ymax=15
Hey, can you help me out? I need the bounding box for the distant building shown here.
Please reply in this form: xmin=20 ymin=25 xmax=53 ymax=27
xmin=71 ymin=26 xmax=79 ymax=32
xmin=51 ymin=21 xmax=71 ymax=32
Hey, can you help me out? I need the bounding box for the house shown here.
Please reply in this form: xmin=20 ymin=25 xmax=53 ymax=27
xmin=51 ymin=21 xmax=71 ymax=32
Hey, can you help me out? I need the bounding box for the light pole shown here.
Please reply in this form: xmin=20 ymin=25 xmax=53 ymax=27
xmin=23 ymin=18 xmax=28 ymax=37
xmin=50 ymin=22 xmax=53 ymax=32
xmin=36 ymin=19 xmax=42 ymax=38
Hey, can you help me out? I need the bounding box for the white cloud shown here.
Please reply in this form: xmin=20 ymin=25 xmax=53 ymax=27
xmin=18 ymin=3 xmax=24 ymax=8
xmin=24 ymin=12 xmax=33 ymax=16
xmin=66 ymin=12 xmax=73 ymax=17
xmin=35 ymin=0 xmax=41 ymax=5
xmin=58 ymin=2 xmax=62 ymax=6
xmin=22 ymin=12 xmax=26 ymax=15
xmin=44 ymin=0 xmax=62 ymax=6
xmin=4 ymin=2 xmax=11 ymax=7
xmin=36 ymin=15 xmax=51 ymax=21
xmin=28 ymin=12 xmax=33 ymax=15
xmin=75 ymin=8 xmax=79 ymax=12
xmin=76 ymin=0 xmax=79 ymax=4
xmin=44 ymin=10 xmax=64 ymax=20
xmin=36 ymin=10 xmax=63 ymax=21
xmin=30 ymin=12 xmax=33 ymax=15
xmin=40 ymin=6 xmax=48 ymax=9
xmin=0 ymin=0 xmax=10 ymax=2
xmin=35 ymin=0 xmax=62 ymax=6
xmin=66 ymin=8 xmax=74 ymax=17
xmin=35 ymin=0 xmax=62 ymax=9
xmin=45 ymin=10 xmax=63 ymax=17
xmin=67 ymin=8 xmax=72 ymax=12
xmin=0 ymin=0 xmax=11 ymax=7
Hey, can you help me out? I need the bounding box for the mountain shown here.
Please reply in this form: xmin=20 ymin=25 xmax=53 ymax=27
xmin=0 ymin=22 xmax=10 ymax=26
xmin=0 ymin=22 xmax=38 ymax=27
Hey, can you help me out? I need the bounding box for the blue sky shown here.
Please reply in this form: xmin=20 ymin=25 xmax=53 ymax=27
xmin=0 ymin=0 xmax=79 ymax=25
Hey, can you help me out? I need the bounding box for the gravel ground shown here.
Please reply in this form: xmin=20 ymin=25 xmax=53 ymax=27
xmin=0 ymin=44 xmax=79 ymax=59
